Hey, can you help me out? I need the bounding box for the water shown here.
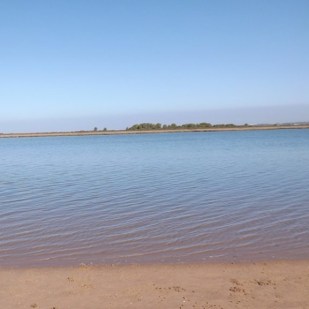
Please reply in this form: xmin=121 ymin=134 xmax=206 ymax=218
xmin=0 ymin=129 xmax=309 ymax=267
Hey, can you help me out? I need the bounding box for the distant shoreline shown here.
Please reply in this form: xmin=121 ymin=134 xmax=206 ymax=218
xmin=1 ymin=124 xmax=309 ymax=139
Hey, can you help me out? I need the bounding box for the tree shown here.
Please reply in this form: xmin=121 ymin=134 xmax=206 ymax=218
xmin=170 ymin=123 xmax=177 ymax=129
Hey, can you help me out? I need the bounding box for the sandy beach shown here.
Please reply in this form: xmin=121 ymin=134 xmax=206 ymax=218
xmin=1 ymin=261 xmax=308 ymax=308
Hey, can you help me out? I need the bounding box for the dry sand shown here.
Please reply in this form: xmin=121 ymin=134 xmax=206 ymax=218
xmin=1 ymin=261 xmax=308 ymax=308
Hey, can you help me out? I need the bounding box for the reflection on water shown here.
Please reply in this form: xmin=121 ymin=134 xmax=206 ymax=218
xmin=0 ymin=129 xmax=309 ymax=267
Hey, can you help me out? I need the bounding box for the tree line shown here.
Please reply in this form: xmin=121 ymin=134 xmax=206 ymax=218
xmin=126 ymin=122 xmax=242 ymax=131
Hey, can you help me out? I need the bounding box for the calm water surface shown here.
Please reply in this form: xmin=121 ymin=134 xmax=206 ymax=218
xmin=0 ymin=129 xmax=309 ymax=267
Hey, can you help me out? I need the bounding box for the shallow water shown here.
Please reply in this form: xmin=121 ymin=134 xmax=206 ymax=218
xmin=0 ymin=129 xmax=309 ymax=267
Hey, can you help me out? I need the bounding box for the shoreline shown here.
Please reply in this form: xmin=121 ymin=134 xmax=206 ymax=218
xmin=1 ymin=125 xmax=309 ymax=139
xmin=1 ymin=256 xmax=308 ymax=270
xmin=1 ymin=260 xmax=308 ymax=308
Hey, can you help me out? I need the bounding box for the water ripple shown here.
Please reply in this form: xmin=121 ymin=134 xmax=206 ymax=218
xmin=0 ymin=130 xmax=309 ymax=267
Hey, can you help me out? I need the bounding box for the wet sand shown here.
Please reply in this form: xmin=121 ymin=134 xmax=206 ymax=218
xmin=1 ymin=261 xmax=308 ymax=308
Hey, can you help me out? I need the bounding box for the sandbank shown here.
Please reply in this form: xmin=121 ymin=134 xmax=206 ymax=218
xmin=1 ymin=125 xmax=309 ymax=139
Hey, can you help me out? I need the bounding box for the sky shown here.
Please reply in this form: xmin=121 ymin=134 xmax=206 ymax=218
xmin=0 ymin=0 xmax=308 ymax=132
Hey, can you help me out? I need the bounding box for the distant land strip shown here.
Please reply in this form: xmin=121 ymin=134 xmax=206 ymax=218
xmin=1 ymin=124 xmax=309 ymax=139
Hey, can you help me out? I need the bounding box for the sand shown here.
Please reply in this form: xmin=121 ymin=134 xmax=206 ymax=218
xmin=1 ymin=261 xmax=308 ymax=308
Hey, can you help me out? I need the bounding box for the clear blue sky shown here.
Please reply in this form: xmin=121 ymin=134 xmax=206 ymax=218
xmin=1 ymin=0 xmax=308 ymax=132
